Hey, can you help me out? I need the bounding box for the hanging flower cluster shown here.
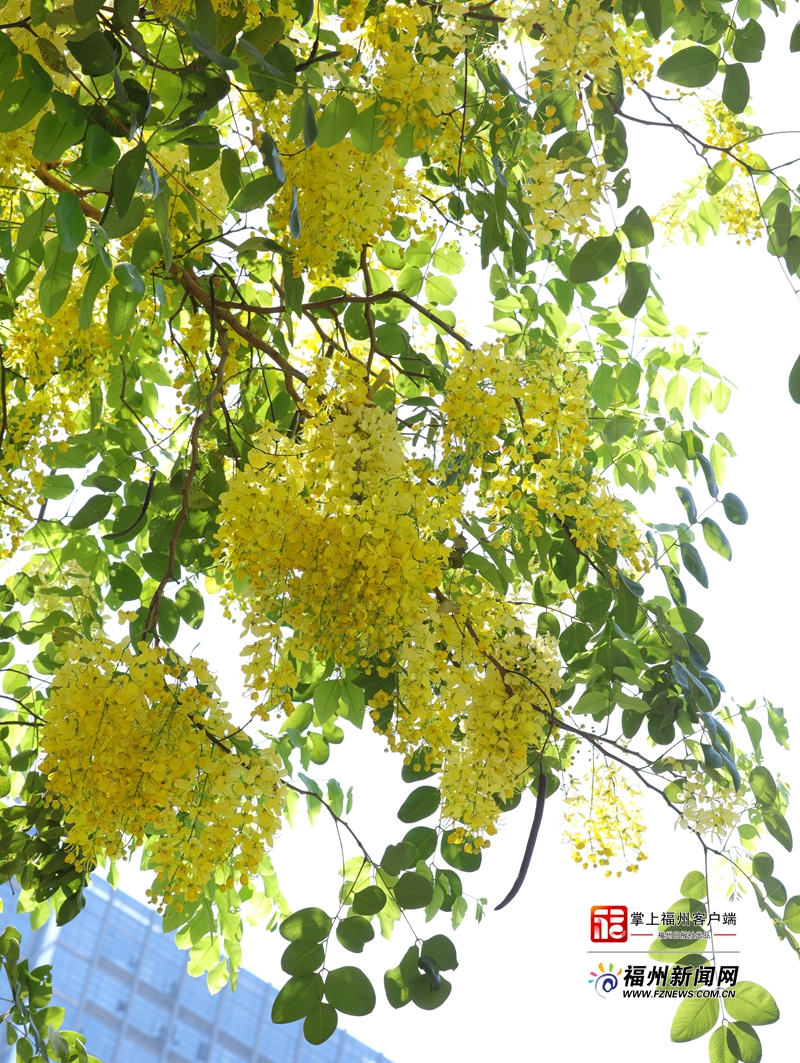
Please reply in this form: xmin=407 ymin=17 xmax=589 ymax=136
xmin=40 ymin=637 xmax=285 ymax=908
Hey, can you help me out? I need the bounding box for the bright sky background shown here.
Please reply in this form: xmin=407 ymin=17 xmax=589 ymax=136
xmin=105 ymin=11 xmax=800 ymax=1063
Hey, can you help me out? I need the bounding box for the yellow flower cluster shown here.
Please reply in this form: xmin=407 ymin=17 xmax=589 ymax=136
xmin=0 ymin=280 xmax=113 ymax=551
xmin=388 ymin=606 xmax=562 ymax=843
xmin=270 ymin=140 xmax=418 ymax=278
xmin=657 ymin=101 xmax=766 ymax=246
xmin=442 ymin=344 xmax=644 ymax=561
xmin=216 ymin=367 xmax=459 ymax=699
xmin=216 ymin=354 xmax=566 ymax=843
xmin=563 ymin=758 xmax=648 ymax=876
xmin=524 ymin=149 xmax=609 ymax=247
xmin=662 ymin=759 xmax=747 ymax=840
xmin=40 ymin=637 xmax=285 ymax=908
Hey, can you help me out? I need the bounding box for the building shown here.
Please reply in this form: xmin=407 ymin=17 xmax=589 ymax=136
xmin=0 ymin=878 xmax=391 ymax=1063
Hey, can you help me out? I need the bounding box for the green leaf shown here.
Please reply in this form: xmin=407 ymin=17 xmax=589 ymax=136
xmin=175 ymin=584 xmax=204 ymax=629
xmin=39 ymin=238 xmax=77 ymax=318
xmin=303 ymin=90 xmax=317 ymax=149
xmin=762 ymin=875 xmax=787 ymax=906
xmin=679 ymin=871 xmax=707 ymax=901
xmin=433 ymin=246 xmax=465 ymax=275
xmin=324 ymin=966 xmax=376 ymax=1016
xmin=271 ymin=974 xmax=324 ymax=1023
xmin=751 ymin=853 xmax=774 ymax=881
xmin=384 ymin=946 xmax=420 ymax=1009
xmin=680 ymin=542 xmax=708 ymax=588
xmin=68 ymin=493 xmax=112 ymax=531
xmin=131 ymin=224 xmax=162 ymax=273
xmin=171 ymin=15 xmax=239 ymax=70
xmin=79 ymin=254 xmax=111 ymax=331
xmin=114 ymin=261 xmax=144 ymax=296
xmin=722 ymin=63 xmax=750 ymax=115
xmin=709 ymin=1025 xmax=737 ymax=1063
xmin=707 ymin=158 xmax=733 ymax=196
xmin=303 ymin=1001 xmax=338 ymax=1045
xmin=724 ymin=981 xmax=780 ymax=1026
xmin=407 ymin=974 xmax=451 ymax=1010
xmin=621 ymin=205 xmax=654 ymax=247
xmin=32 ymin=103 xmax=86 ymax=163
xmin=289 ymin=183 xmax=301 ymax=239
xmin=573 ymin=689 xmax=611 ymax=715
xmin=107 ymin=280 xmax=141 ymax=337
xmin=158 ymin=597 xmax=180 ymax=643
xmin=279 ymin=907 xmax=332 ymax=943
xmin=675 ymin=486 xmax=697 ymax=524
xmin=591 ymin=363 xmax=616 ymax=410
xmin=281 ymin=940 xmax=324 ymax=976
xmin=113 ymin=141 xmax=146 ymax=221
xmin=701 ymin=518 xmax=732 ymax=560
xmin=670 ymin=995 xmax=719 ymax=1041
xmin=40 ymin=474 xmax=73 ymax=500
xmin=335 ymin=916 xmax=375 ymax=954
xmin=658 ymin=46 xmax=719 ymax=88
xmin=791 ymin=20 xmax=800 ymax=52
xmin=641 ymin=0 xmax=662 ymax=37
xmin=397 ymin=785 xmax=440 ymax=823
xmin=380 ymin=842 xmax=418 ymax=876
xmin=0 ymin=80 xmax=51 ymax=134
xmin=75 ymin=0 xmax=105 ymax=24
xmin=316 ymin=95 xmax=357 ymax=148
xmin=220 ymin=146 xmax=242 ymax=198
xmin=695 ymin=452 xmax=718 ymax=498
xmin=351 ymin=885 xmax=386 ymax=916
xmin=749 ymin=766 xmax=777 ymax=807
xmin=727 ymin=1021 xmax=762 ymax=1063
xmin=439 ymin=834 xmax=482 ymax=872
xmin=721 ymin=493 xmax=748 ymax=526
xmin=783 ymin=896 xmax=800 ymax=932
xmin=108 ymin=563 xmax=142 ymax=601
xmin=230 ymin=173 xmax=282 ymax=214
xmin=402 ymin=826 xmax=438 ymax=860
xmin=393 ymin=872 xmax=433 ymax=910
xmin=421 ymin=934 xmax=458 ymax=971
xmin=786 ymin=350 xmax=798 ymax=399
xmin=732 ymin=20 xmax=765 ymax=64
xmin=55 ymin=191 xmax=86 ymax=253
xmin=568 ymin=235 xmax=621 ymax=283
xmin=689 ymin=376 xmax=712 ymax=420
xmin=350 ymin=103 xmax=384 ymax=153
xmin=425 ymin=275 xmax=457 ymax=305
xmin=763 ymin=809 xmax=792 ymax=852
xmin=618 ymin=261 xmax=650 ymax=318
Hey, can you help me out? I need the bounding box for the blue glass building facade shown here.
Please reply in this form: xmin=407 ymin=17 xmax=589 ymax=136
xmin=1 ymin=879 xmax=390 ymax=1063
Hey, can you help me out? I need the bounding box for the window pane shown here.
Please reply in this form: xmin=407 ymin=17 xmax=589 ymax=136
xmin=298 ymin=1037 xmax=341 ymax=1063
xmin=51 ymin=948 xmax=91 ymax=1004
xmin=117 ymin=1036 xmax=162 ymax=1063
xmin=102 ymin=908 xmax=147 ymax=971
xmin=58 ymin=901 xmax=106 ymax=957
xmin=88 ymin=968 xmax=130 ymax=1016
xmin=127 ymin=992 xmax=170 ymax=1040
xmin=79 ymin=1015 xmax=119 ymax=1060
xmin=140 ymin=934 xmax=183 ymax=996
xmin=218 ymin=1000 xmax=259 ymax=1046
xmin=180 ymin=977 xmax=221 ymax=1023
xmin=171 ymin=1017 xmax=211 ymax=1061
xmin=212 ymin=1041 xmax=248 ymax=1063
xmin=259 ymin=1021 xmax=302 ymax=1062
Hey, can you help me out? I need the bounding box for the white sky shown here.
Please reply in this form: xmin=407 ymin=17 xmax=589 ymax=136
xmin=107 ymin=10 xmax=800 ymax=1063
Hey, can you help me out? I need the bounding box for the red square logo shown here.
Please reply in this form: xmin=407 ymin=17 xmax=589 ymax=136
xmin=591 ymin=905 xmax=628 ymax=943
